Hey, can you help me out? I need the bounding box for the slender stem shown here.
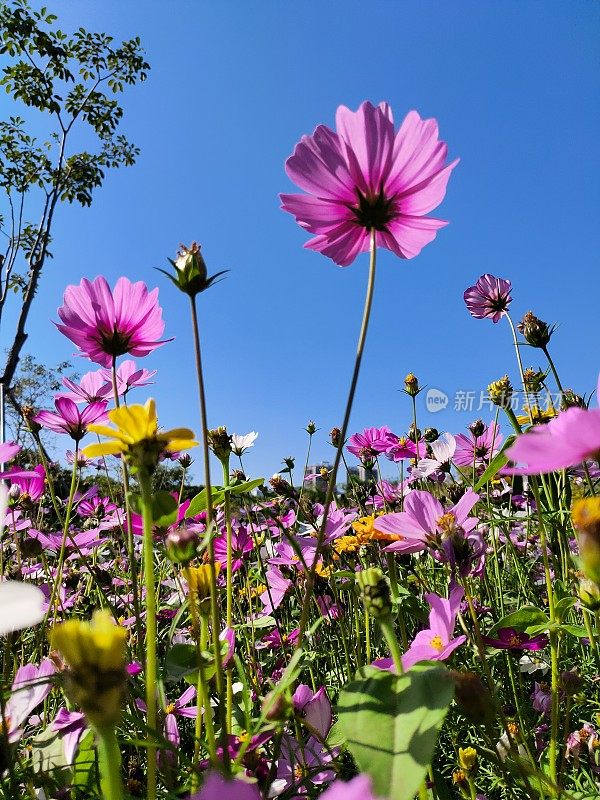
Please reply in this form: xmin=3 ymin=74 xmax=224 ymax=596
xmin=44 ymin=453 xmax=78 ymax=623
xmin=296 ymin=230 xmax=378 ymax=648
xmin=505 ymin=313 xmax=533 ymax=425
xmin=542 ymin=345 xmax=564 ymax=398
xmin=379 ymin=616 xmax=404 ymax=674
xmin=189 ymin=295 xmax=228 ymax=765
xmin=96 ymin=726 xmax=124 ymax=800
xmin=222 ymin=456 xmax=234 ymax=732
xmin=139 ymin=470 xmax=158 ymax=800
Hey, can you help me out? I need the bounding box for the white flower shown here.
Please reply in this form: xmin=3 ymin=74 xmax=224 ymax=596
xmin=231 ymin=431 xmax=258 ymax=456
xmin=496 ymin=731 xmax=528 ymax=762
xmin=519 ymin=654 xmax=549 ymax=675
xmin=0 ymin=582 xmax=45 ymax=636
xmin=411 ymin=432 xmax=456 ymax=479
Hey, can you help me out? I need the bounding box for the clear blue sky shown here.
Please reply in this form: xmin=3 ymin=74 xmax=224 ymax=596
xmin=5 ymin=1 xmax=599 ymax=482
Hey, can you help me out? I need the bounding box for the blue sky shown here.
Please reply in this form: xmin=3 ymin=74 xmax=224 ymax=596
xmin=3 ymin=1 xmax=599 ymax=482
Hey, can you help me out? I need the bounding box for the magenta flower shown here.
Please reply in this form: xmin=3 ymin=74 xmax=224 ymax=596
xmin=293 ymin=684 xmax=333 ymax=740
xmin=464 ymin=274 xmax=512 ymax=323
xmin=2 ymin=464 xmax=46 ymax=502
xmin=281 ymin=101 xmax=458 ymax=266
xmin=504 ymin=383 xmax=600 ymax=474
xmin=373 ymin=488 xmax=479 ymax=554
xmin=454 ymin=422 xmax=502 ymax=468
xmin=347 ymin=425 xmax=395 ymax=460
xmin=320 ymin=775 xmax=382 ymax=800
xmin=189 ymin=772 xmax=261 ymax=800
xmin=483 ymin=627 xmax=548 ymax=652
xmin=260 ymin=566 xmax=292 ymax=615
xmin=59 ymin=371 xmax=112 ymax=404
xmin=385 ymin=435 xmax=426 ymax=462
xmin=56 ymin=276 xmax=169 ymax=368
xmin=401 ymin=585 xmax=467 ymax=670
xmin=0 ymin=441 xmax=20 ymax=464
xmin=51 ymin=708 xmax=87 ymax=764
xmin=33 ymin=397 xmax=108 ymax=442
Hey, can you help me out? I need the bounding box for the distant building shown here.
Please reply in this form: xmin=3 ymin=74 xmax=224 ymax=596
xmin=304 ymin=463 xmax=331 ymax=491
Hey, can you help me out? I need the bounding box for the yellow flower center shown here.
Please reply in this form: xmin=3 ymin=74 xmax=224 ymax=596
xmin=430 ymin=635 xmax=444 ymax=651
xmin=436 ymin=512 xmax=457 ymax=534
xmin=165 ymin=703 xmax=176 ymax=715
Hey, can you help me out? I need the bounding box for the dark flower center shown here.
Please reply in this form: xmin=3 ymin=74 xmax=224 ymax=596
xmin=99 ymin=327 xmax=132 ymax=357
xmin=351 ymin=188 xmax=395 ymax=231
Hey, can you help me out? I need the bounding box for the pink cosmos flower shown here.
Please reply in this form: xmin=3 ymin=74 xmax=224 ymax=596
xmin=504 ymin=379 xmax=600 ymax=474
xmin=3 ymin=658 xmax=55 ymax=742
xmin=2 ymin=464 xmax=46 ymax=501
xmin=100 ymin=359 xmax=157 ymax=396
xmin=385 ymin=435 xmax=426 ymax=462
xmin=454 ymin=422 xmax=502 ymax=468
xmin=0 ymin=441 xmax=20 ymax=464
xmin=373 ymin=488 xmax=479 ymax=554
xmin=401 ymin=585 xmax=467 ymax=670
xmin=411 ymin=433 xmax=456 ymax=479
xmin=464 ymin=274 xmax=512 ymax=323
xmin=56 ymin=276 xmax=169 ymax=368
xmin=320 ymin=775 xmax=382 ymax=800
xmin=189 ymin=772 xmax=261 ymax=800
xmin=33 ymin=397 xmax=108 ymax=441
xmin=347 ymin=425 xmax=395 ymax=460
xmin=59 ymin=371 xmax=112 ymax=404
xmin=293 ymin=685 xmax=332 ymax=740
xmin=281 ymin=101 xmax=458 ymax=266
xmin=51 ymin=708 xmax=87 ymax=764
xmin=260 ymin=566 xmax=292 ymax=615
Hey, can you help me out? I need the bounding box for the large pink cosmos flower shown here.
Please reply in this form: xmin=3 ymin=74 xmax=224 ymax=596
xmin=281 ymin=101 xmax=458 ymax=266
xmin=373 ymin=488 xmax=479 ymax=554
xmin=347 ymin=425 xmax=395 ymax=459
xmin=56 ymin=276 xmax=169 ymax=368
xmin=464 ymin=274 xmax=512 ymax=323
xmin=402 ymin=585 xmax=466 ymax=670
xmin=504 ymin=378 xmax=600 ymax=474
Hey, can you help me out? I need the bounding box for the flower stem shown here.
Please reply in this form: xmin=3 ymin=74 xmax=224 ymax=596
xmin=44 ymin=453 xmax=78 ymax=622
xmin=96 ymin=726 xmax=124 ymax=800
xmin=222 ymin=457 xmax=234 ymax=732
xmin=379 ymin=616 xmax=404 ymax=674
xmin=139 ymin=470 xmax=158 ymax=800
xmin=296 ymin=229 xmax=378 ymax=648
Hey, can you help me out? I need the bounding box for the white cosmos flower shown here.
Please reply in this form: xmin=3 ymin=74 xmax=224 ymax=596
xmin=411 ymin=432 xmax=456 ymax=479
xmin=519 ymin=653 xmax=549 ymax=675
xmin=231 ymin=431 xmax=258 ymax=456
xmin=0 ymin=482 xmax=45 ymax=635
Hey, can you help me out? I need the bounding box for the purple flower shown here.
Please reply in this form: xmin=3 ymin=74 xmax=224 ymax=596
xmin=281 ymin=101 xmax=458 ymax=267
xmin=56 ymin=276 xmax=170 ymax=368
xmin=59 ymin=371 xmax=112 ymax=404
xmin=320 ymin=775 xmax=382 ymax=800
xmin=482 ymin=627 xmax=548 ymax=652
xmin=100 ymin=359 xmax=157 ymax=396
xmin=4 ymin=658 xmax=55 ymax=742
xmin=464 ymin=274 xmax=512 ymax=323
xmin=531 ymin=682 xmax=552 ymax=716
xmin=1 ymin=464 xmax=46 ymax=502
xmin=0 ymin=441 xmax=20 ymax=464
xmin=277 ymin=732 xmax=336 ymax=794
xmin=188 ymin=771 xmax=261 ymax=800
xmin=292 ymin=685 xmax=333 ymax=740
xmin=33 ymin=397 xmax=108 ymax=442
xmin=259 ymin=567 xmax=292 ymax=615
xmin=51 ymin=708 xmax=87 ymax=764
xmin=454 ymin=422 xmax=502 ymax=468
xmin=347 ymin=426 xmax=395 ymax=460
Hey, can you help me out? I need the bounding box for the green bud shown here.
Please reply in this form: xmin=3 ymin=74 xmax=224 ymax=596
xmin=158 ymin=241 xmax=229 ymax=297
xmin=404 ymin=373 xmax=420 ymax=397
xmin=165 ymin=528 xmax=199 ymax=566
xmin=356 ymin=567 xmax=392 ymax=619
xmin=518 ymin=311 xmax=554 ymax=348
xmin=208 ymin=426 xmax=231 ymax=461
xmin=306 ymin=420 xmax=317 ymax=435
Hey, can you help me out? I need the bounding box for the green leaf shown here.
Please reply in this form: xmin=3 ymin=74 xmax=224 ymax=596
xmin=326 ymin=719 xmax=347 ymax=748
xmin=237 ymin=615 xmax=275 ymax=629
xmin=227 ymin=477 xmax=264 ymax=495
xmin=186 ymin=486 xmax=226 ymax=517
xmin=560 ymin=624 xmax=588 ymax=638
xmin=72 ymin=729 xmax=96 ymax=790
xmin=150 ymin=490 xmax=178 ymax=527
xmin=554 ymin=596 xmax=577 ymax=623
xmin=165 ymin=643 xmax=200 ymax=682
xmin=474 ymin=434 xmax=516 ymax=491
xmin=488 ymin=606 xmax=549 ymax=637
xmin=337 ymin=663 xmax=454 ymax=800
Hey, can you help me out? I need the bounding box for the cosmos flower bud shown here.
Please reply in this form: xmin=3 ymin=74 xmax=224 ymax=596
xmin=329 ymin=427 xmax=342 ymax=448
xmin=562 ymin=389 xmax=586 ymax=409
xmin=423 ymin=427 xmax=439 ymax=443
xmin=523 ymin=368 xmax=546 ymax=394
xmin=262 ymin=689 xmax=292 ymax=723
xmin=560 ymin=670 xmax=583 ymax=696
xmin=306 ymin=421 xmax=317 ymax=435
xmin=408 ymin=422 xmax=421 ymax=440
xmin=22 ymin=405 xmax=42 ymax=434
xmin=282 ymin=456 xmax=295 ymax=471
xmin=572 ymin=499 xmax=600 ymax=587
xmin=269 ymin=474 xmax=296 ymax=499
xmin=468 ymin=419 xmax=485 ymax=437
xmin=518 ymin=311 xmax=554 ymax=349
xmin=165 ymin=528 xmax=199 ymax=566
xmin=178 ymin=453 xmax=193 ymax=469
xmin=404 ymin=373 xmax=420 ymax=397
xmin=487 ymin=375 xmax=513 ymax=409
xmin=159 ymin=242 xmax=228 ymax=298
xmin=356 ymin=567 xmax=391 ymax=619
xmin=458 ymin=746 xmax=477 ymax=772
xmin=208 ymin=426 xmax=232 ymax=461
xmin=230 ymin=469 xmax=247 ymax=483
xmin=578 ymin=577 xmax=600 ymax=611
xmin=49 ymin=610 xmax=127 ymax=728
xmin=450 ymin=670 xmax=495 ymax=725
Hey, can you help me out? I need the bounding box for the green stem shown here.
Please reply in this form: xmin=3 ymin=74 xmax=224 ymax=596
xmin=139 ymin=470 xmax=157 ymax=800
xmin=379 ymin=616 xmax=404 ymax=674
xmin=222 ymin=456 xmax=234 ymax=732
xmin=96 ymin=726 xmax=124 ymax=800
xmin=542 ymin=345 xmax=564 ymax=398
xmin=44 ymin=453 xmax=78 ymax=623
xmin=296 ymin=229 xmax=378 ymax=648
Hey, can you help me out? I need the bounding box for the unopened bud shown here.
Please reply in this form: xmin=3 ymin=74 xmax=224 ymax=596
xmin=468 ymin=419 xmax=485 ymax=438
xmin=523 ymin=368 xmax=546 ymax=394
xmin=165 ymin=528 xmax=199 ymax=565
xmin=282 ymin=456 xmax=295 ymax=471
xmin=329 ymin=427 xmax=342 ymax=448
xmin=207 ymin=427 xmax=231 ymax=461
xmin=162 ymin=241 xmax=228 ymax=298
xmin=578 ymin=577 xmax=600 ymax=611
xmin=306 ymin=421 xmax=317 ymax=435
xmin=262 ymin=689 xmax=292 ymax=723
xmin=487 ymin=375 xmax=513 ymax=409
xmin=178 ymin=453 xmax=193 ymax=469
xmin=269 ymin=475 xmax=296 ymax=499
xmin=404 ymin=373 xmax=420 ymax=397
xmin=423 ymin=427 xmax=439 ymax=443
xmin=562 ymin=389 xmax=586 ymax=409
xmin=356 ymin=567 xmax=391 ymax=619
xmin=458 ymin=746 xmax=477 ymax=772
xmin=518 ymin=311 xmax=554 ymax=348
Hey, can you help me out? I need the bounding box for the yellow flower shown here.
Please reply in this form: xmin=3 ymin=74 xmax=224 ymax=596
xmin=459 ymin=746 xmax=477 ymax=771
xmin=49 ymin=610 xmax=127 ymax=727
xmin=185 ymin=562 xmax=221 ymax=602
xmin=333 ymin=535 xmax=361 ymax=554
xmin=84 ymin=398 xmax=197 ymax=470
xmin=516 ymin=404 xmax=557 ymax=426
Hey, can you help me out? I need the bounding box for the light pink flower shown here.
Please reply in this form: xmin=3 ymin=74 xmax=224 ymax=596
xmin=100 ymin=359 xmax=156 ymax=396
xmin=454 ymin=422 xmax=502 ymax=468
xmin=33 ymin=397 xmax=108 ymax=441
xmin=56 ymin=276 xmax=170 ymax=368
xmin=281 ymin=101 xmax=458 ymax=266
xmin=373 ymin=488 xmax=479 ymax=554
xmin=505 ymin=379 xmax=600 ymax=474
xmin=401 ymin=585 xmax=466 ymax=670
xmin=0 ymin=441 xmax=20 ymax=464
xmin=464 ymin=274 xmax=512 ymax=323
xmin=59 ymin=371 xmax=112 ymax=404
xmin=3 ymin=658 xmax=55 ymax=742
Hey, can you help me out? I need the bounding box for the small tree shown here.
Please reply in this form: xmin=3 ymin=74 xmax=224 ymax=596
xmin=0 ymin=0 xmax=149 ymax=435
